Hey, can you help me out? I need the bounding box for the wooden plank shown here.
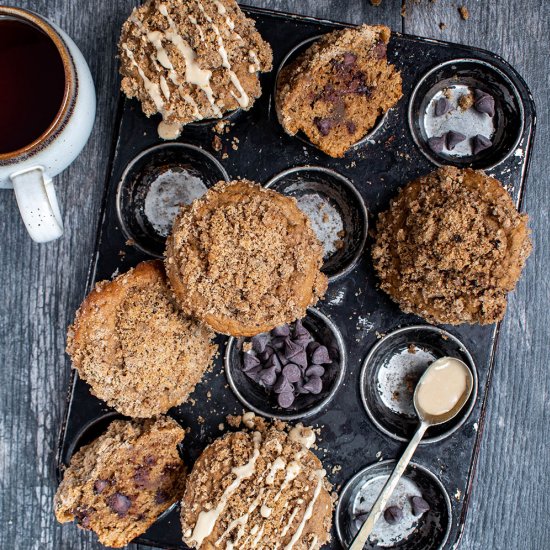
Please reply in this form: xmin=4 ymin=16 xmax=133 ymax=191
xmin=405 ymin=2 xmax=550 ymax=549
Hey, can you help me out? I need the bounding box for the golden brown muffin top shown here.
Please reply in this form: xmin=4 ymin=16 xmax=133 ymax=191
xmin=372 ymin=166 xmax=532 ymax=325
xmin=67 ymin=260 xmax=216 ymax=417
xmin=165 ymin=180 xmax=327 ymax=337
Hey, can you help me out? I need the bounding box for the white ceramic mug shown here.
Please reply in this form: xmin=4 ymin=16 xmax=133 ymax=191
xmin=0 ymin=7 xmax=96 ymax=243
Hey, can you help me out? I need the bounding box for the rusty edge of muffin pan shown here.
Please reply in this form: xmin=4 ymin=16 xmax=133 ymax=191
xmin=224 ymin=307 xmax=347 ymax=421
xmin=273 ymin=36 xmax=390 ymax=153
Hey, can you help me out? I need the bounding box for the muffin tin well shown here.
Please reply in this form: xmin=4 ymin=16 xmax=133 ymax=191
xmin=57 ymin=6 xmax=535 ymax=550
xmin=265 ymin=166 xmax=368 ymax=281
xmin=225 ymin=307 xmax=346 ymax=421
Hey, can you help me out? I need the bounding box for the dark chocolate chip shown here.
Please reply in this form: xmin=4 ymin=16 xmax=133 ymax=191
xmin=260 ymin=367 xmax=278 ymax=387
xmin=278 ymin=391 xmax=295 ymax=408
xmin=428 ymin=135 xmax=446 ymax=153
xmin=446 ymin=130 xmax=466 ymax=150
xmin=258 ymin=346 xmax=274 ymax=362
xmin=251 ymin=333 xmax=269 ymax=353
xmin=434 ymin=97 xmax=452 ymax=117
xmin=303 ymin=376 xmax=323 ymax=395
xmin=154 ymin=489 xmax=170 ymax=505
xmin=305 ymin=365 xmax=325 ymax=378
xmin=346 ymin=120 xmax=357 ymax=135
xmin=108 ymin=493 xmax=132 ymax=517
xmin=242 ymin=352 xmax=260 ymax=372
xmin=133 ymin=466 xmax=151 ymax=488
xmin=284 ymin=339 xmax=308 ymax=368
xmin=471 ymin=134 xmax=492 ymax=154
xmin=294 ymin=379 xmax=310 ymax=395
xmin=244 ymin=366 xmax=263 ymax=383
xmin=264 ymin=353 xmax=281 ymax=373
xmin=271 ymin=336 xmax=287 ymax=350
xmin=271 ymin=324 xmax=290 ymax=337
xmin=411 ymin=496 xmax=431 ymax=516
xmin=474 ymin=95 xmax=495 ymax=117
xmin=145 ymin=455 xmax=157 ymax=466
xmin=311 ymin=345 xmax=332 ymax=365
xmin=282 ymin=363 xmax=302 ymax=383
xmin=473 ymin=90 xmax=495 ymax=117
xmin=343 ymin=52 xmax=357 ymax=66
xmin=74 ymin=507 xmax=92 ymax=529
xmin=383 ymin=505 xmax=403 ymax=525
xmin=93 ymin=479 xmax=109 ymax=495
xmin=276 ymin=351 xmax=290 ymax=366
xmin=292 ymin=320 xmax=313 ymax=346
xmin=372 ymin=41 xmax=387 ymax=59
xmin=274 ymin=376 xmax=294 ymax=394
xmin=314 ymin=116 xmax=334 ymax=136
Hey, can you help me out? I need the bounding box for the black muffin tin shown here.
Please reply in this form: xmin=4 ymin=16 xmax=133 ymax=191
xmin=56 ymin=6 xmax=535 ymax=550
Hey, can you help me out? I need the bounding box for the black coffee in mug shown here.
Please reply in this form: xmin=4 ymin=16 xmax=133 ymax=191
xmin=0 ymin=18 xmax=66 ymax=154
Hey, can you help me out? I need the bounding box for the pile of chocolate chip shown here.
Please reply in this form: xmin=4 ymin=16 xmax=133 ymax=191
xmin=354 ymin=495 xmax=430 ymax=527
xmin=428 ymin=88 xmax=494 ymax=155
xmin=241 ymin=319 xmax=334 ymax=409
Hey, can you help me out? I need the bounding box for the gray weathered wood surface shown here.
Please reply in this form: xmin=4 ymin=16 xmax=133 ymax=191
xmin=0 ymin=1 xmax=548 ymax=549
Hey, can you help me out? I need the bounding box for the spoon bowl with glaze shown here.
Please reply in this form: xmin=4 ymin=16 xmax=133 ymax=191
xmin=349 ymin=356 xmax=474 ymax=550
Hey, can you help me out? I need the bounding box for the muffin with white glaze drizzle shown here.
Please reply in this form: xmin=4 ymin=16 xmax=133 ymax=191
xmin=180 ymin=415 xmax=333 ymax=549
xmin=118 ymin=0 xmax=273 ymax=139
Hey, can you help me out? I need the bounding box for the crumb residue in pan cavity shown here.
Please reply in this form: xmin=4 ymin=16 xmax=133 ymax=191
xmin=377 ymin=347 xmax=437 ymax=418
xmin=292 ymin=190 xmax=344 ymax=258
xmin=144 ymin=168 xmax=207 ymax=236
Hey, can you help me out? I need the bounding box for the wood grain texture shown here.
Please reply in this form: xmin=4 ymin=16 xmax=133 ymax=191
xmin=0 ymin=1 xmax=547 ymax=550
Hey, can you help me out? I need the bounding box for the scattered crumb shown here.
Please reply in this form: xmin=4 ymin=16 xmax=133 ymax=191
xmin=331 ymin=465 xmax=342 ymax=475
xmin=439 ymin=22 xmax=447 ymax=31
xmin=458 ymin=91 xmax=474 ymax=110
xmin=197 ymin=416 xmax=205 ymax=424
xmin=125 ymin=238 xmax=136 ymax=246
xmin=218 ymin=423 xmax=225 ymax=431
xmin=458 ymin=6 xmax=470 ymax=20
xmin=455 ymin=488 xmax=462 ymax=500
xmin=222 ymin=152 xmax=229 ymax=160
xmin=408 ymin=343 xmax=417 ymax=354
xmin=243 ymin=342 xmax=252 ymax=352
xmin=212 ymin=135 xmax=222 ymax=152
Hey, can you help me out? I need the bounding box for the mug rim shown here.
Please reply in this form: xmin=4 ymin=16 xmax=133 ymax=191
xmin=0 ymin=7 xmax=75 ymax=162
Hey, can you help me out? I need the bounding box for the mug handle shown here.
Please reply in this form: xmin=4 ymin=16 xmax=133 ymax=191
xmin=10 ymin=167 xmax=63 ymax=243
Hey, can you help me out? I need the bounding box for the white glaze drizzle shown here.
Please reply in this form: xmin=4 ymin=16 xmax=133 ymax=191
xmin=288 ymin=424 xmax=316 ymax=449
xmin=196 ymin=0 xmax=249 ymax=108
xmin=283 ymin=470 xmax=326 ymax=550
xmin=251 ymin=525 xmax=265 ymax=547
xmin=266 ymin=457 xmax=286 ymax=485
xmin=260 ymin=504 xmax=272 ymax=518
xmin=274 ymin=459 xmax=302 ymax=502
xmin=189 ymin=431 xmax=262 ymax=547
xmin=280 ymin=507 xmax=299 ymax=540
xmin=122 ymin=44 xmax=165 ymax=112
xmin=309 ymin=535 xmax=318 ymax=550
xmin=188 ymin=15 xmax=204 ymax=40
xmin=248 ymin=49 xmax=259 ymax=73
xmin=159 ymin=3 xmax=221 ymax=116
xmin=160 ymin=75 xmax=170 ymax=100
xmin=214 ymin=0 xmax=226 ymax=14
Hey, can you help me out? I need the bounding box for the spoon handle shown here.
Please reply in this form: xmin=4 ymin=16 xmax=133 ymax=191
xmin=348 ymin=422 xmax=429 ymax=550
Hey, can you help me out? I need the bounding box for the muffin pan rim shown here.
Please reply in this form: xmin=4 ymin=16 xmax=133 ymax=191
xmin=407 ymin=57 xmax=526 ymax=170
xmin=115 ymin=141 xmax=230 ymax=258
xmin=264 ymin=164 xmax=369 ymax=282
xmin=359 ymin=324 xmax=479 ymax=444
xmin=334 ymin=458 xmax=453 ymax=550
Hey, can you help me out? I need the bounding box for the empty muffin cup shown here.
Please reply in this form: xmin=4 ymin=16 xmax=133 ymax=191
xmin=274 ymin=36 xmax=389 ymax=151
xmin=265 ymin=166 xmax=368 ymax=281
xmin=116 ymin=143 xmax=229 ymax=257
xmin=408 ymin=58 xmax=525 ymax=170
xmin=360 ymin=325 xmax=477 ymax=443
xmin=225 ymin=308 xmax=346 ymax=421
xmin=336 ymin=459 xmax=452 ymax=549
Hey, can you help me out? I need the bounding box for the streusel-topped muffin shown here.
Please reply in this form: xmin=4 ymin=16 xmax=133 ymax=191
xmin=372 ymin=166 xmax=532 ymax=325
xmin=119 ymin=0 xmax=273 ymax=138
xmin=67 ymin=260 xmax=216 ymax=417
xmin=165 ymin=180 xmax=328 ymax=337
xmin=181 ymin=420 xmax=333 ymax=549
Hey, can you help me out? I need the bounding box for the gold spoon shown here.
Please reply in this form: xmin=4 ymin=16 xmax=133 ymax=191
xmin=349 ymin=356 xmax=474 ymax=550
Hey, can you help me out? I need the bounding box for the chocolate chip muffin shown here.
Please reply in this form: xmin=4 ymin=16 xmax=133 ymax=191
xmin=165 ymin=180 xmax=328 ymax=337
xmin=276 ymin=25 xmax=402 ymax=158
xmin=54 ymin=416 xmax=186 ymax=548
xmin=119 ymin=0 xmax=272 ymax=139
xmin=372 ymin=166 xmax=532 ymax=325
xmin=181 ymin=419 xmax=333 ymax=549
xmin=67 ymin=260 xmax=216 ymax=417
